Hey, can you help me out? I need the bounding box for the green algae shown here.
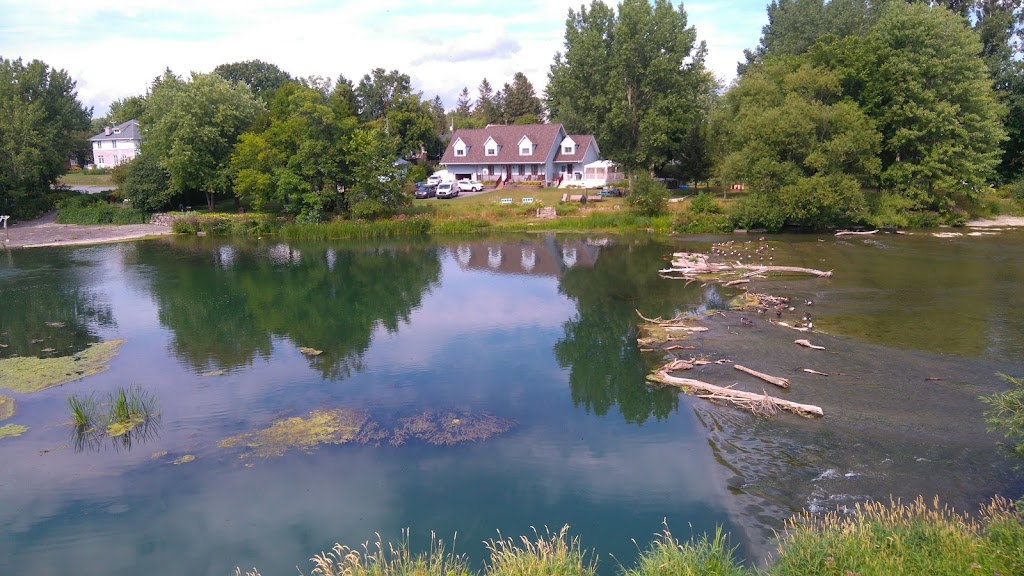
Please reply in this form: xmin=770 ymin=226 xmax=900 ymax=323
xmin=0 ymin=423 xmax=28 ymax=440
xmin=0 ymin=340 xmax=125 ymax=393
xmin=389 ymin=410 xmax=517 ymax=446
xmin=219 ymin=408 xmax=369 ymax=459
xmin=0 ymin=395 xmax=13 ymax=422
xmin=172 ymin=454 xmax=195 ymax=465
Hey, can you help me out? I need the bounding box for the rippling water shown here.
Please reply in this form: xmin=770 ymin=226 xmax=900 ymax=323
xmin=0 ymin=230 xmax=1021 ymax=574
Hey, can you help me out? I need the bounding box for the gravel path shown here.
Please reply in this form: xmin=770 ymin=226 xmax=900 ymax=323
xmin=2 ymin=211 xmax=172 ymax=249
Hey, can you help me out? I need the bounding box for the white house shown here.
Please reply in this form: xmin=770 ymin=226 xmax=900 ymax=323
xmin=439 ymin=124 xmax=603 ymax=187
xmin=89 ymin=119 xmax=141 ymax=168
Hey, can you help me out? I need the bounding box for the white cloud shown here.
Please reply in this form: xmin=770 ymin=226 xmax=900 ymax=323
xmin=0 ymin=0 xmax=767 ymax=116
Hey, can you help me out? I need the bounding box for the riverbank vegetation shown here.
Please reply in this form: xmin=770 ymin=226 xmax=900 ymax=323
xmin=238 ymin=497 xmax=1024 ymax=576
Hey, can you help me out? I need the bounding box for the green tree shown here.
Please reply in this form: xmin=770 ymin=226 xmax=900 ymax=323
xmin=499 ymin=72 xmax=544 ymax=124
xmin=456 ymin=86 xmax=473 ymax=117
xmin=714 ymin=59 xmax=880 ymax=229
xmin=547 ymin=0 xmax=715 ymax=173
xmin=143 ymin=72 xmax=263 ymax=211
xmin=832 ymin=3 xmax=1006 ymax=207
xmin=121 ymin=151 xmax=171 ymax=212
xmin=107 ymin=95 xmax=146 ymax=125
xmin=355 ymin=68 xmax=412 ymax=122
xmin=231 ymin=82 xmax=355 ymax=220
xmin=0 ymin=57 xmax=91 ymax=215
xmin=473 ymin=78 xmax=500 ymax=125
xmin=625 ymin=173 xmax=669 ymax=216
xmin=213 ymin=60 xmax=292 ymax=100
xmin=346 ymin=129 xmax=406 ymax=219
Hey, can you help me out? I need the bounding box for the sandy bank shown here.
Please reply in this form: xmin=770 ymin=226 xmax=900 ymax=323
xmin=2 ymin=212 xmax=172 ymax=249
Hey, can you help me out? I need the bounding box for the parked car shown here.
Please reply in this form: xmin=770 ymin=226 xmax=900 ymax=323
xmin=436 ymin=182 xmax=458 ymax=199
xmin=457 ymin=179 xmax=482 ymax=193
xmin=600 ymin=186 xmax=622 ymax=198
xmin=414 ymin=182 xmax=436 ymax=199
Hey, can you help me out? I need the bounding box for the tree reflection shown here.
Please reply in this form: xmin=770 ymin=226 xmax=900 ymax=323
xmin=137 ymin=239 xmax=441 ymax=379
xmin=0 ymin=250 xmax=113 ymax=359
xmin=554 ymin=240 xmax=699 ymax=425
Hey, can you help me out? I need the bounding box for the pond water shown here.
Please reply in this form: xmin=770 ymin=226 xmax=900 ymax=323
xmin=0 ymin=230 xmax=1022 ymax=575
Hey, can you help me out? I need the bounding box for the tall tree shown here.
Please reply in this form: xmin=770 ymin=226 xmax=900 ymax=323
xmin=824 ymin=3 xmax=1007 ymax=206
xmin=355 ymin=68 xmax=412 ymax=122
xmin=143 ymin=72 xmax=263 ymax=211
xmin=456 ymin=87 xmax=473 ymax=117
xmin=346 ymin=128 xmax=406 ymax=218
xmin=107 ymin=95 xmax=146 ymax=125
xmin=547 ymin=0 xmax=715 ymax=172
xmin=473 ymin=78 xmax=500 ymax=125
xmin=231 ymin=83 xmax=355 ymax=221
xmin=0 ymin=57 xmax=91 ymax=216
xmin=500 ymin=72 xmax=544 ymax=124
xmin=213 ymin=60 xmax=292 ymax=100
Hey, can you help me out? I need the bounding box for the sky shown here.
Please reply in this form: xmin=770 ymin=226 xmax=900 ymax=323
xmin=0 ymin=0 xmax=770 ymax=118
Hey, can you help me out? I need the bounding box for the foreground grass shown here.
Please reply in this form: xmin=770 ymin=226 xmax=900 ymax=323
xmin=236 ymin=497 xmax=1023 ymax=576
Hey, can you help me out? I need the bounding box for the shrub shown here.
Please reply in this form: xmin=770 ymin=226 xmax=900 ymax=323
xmin=982 ymin=374 xmax=1024 ymax=466
xmin=56 ymin=194 xmax=148 ymax=225
xmin=120 ymin=152 xmax=172 ymax=212
xmin=731 ymin=192 xmax=786 ymax=232
xmin=406 ymin=164 xmax=428 ymax=184
xmin=626 ymin=174 xmax=669 ymax=217
xmin=688 ymin=191 xmax=722 ymax=214
xmin=1010 ymin=179 xmax=1024 ymax=204
xmin=676 ymin=211 xmax=734 ymax=234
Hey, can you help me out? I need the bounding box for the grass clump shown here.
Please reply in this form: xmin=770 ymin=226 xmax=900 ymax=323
xmin=625 ymin=526 xmax=746 ymax=576
xmin=0 ymin=423 xmax=28 ymax=440
xmin=172 ymin=213 xmax=280 ymax=236
xmin=485 ymin=525 xmax=596 ymax=576
xmin=310 ymin=531 xmax=470 ymax=576
xmin=0 ymin=394 xmax=14 ymax=422
xmin=280 ymin=217 xmax=431 ymax=241
xmin=982 ymin=373 xmax=1024 ymax=465
xmin=770 ymin=496 xmax=1024 ymax=576
xmin=0 ymin=340 xmax=125 ymax=393
xmin=67 ymin=392 xmax=97 ymax=427
xmin=105 ymin=385 xmax=157 ymax=437
xmin=219 ymin=408 xmax=369 ymax=459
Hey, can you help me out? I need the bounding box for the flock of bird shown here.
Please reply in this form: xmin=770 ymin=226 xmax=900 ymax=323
xmin=709 ymin=238 xmax=774 ymax=263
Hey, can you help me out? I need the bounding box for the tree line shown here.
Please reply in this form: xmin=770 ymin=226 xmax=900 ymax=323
xmin=2 ymin=0 xmax=1021 ymax=228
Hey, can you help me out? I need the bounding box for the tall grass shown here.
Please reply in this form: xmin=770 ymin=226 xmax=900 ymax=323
xmin=770 ymin=496 xmax=1024 ymax=576
xmin=107 ymin=385 xmax=156 ymax=425
xmin=238 ymin=497 xmax=1024 ymax=576
xmin=67 ymin=393 xmax=98 ymax=428
xmin=484 ymin=525 xmax=596 ymax=576
xmin=624 ymin=526 xmax=746 ymax=576
xmin=281 ymin=217 xmax=431 ymax=241
xmin=309 ymin=530 xmax=469 ymax=576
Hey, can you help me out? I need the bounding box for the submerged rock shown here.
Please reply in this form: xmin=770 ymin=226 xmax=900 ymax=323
xmin=0 ymin=340 xmax=125 ymax=393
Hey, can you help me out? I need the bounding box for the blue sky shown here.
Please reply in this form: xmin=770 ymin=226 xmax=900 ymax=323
xmin=0 ymin=0 xmax=769 ymax=117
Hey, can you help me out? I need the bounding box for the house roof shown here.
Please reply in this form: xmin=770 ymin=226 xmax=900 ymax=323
xmin=441 ymin=124 xmax=566 ymax=165
xmin=89 ymin=119 xmax=141 ymax=142
xmin=553 ymin=135 xmax=596 ymax=163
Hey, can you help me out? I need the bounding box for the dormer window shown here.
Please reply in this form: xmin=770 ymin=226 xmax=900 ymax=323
xmin=453 ymin=138 xmax=467 ymax=157
xmin=455 ymin=149 xmax=465 ymax=157
xmin=521 ymin=146 xmax=531 ymax=155
xmin=561 ymin=136 xmax=577 ymax=155
xmin=563 ymin=145 xmax=574 ymax=154
xmin=484 ymin=137 xmax=498 ymax=156
xmin=519 ymin=136 xmax=534 ymax=156
xmin=486 ymin=146 xmax=497 ymax=156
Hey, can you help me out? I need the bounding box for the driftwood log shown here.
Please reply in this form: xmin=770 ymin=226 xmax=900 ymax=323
xmin=734 ymin=364 xmax=790 ymax=388
xmin=835 ymin=230 xmax=878 ymax=236
xmin=794 ymin=339 xmax=826 ymax=350
xmin=648 ymin=366 xmax=824 ymax=417
xmin=659 ymin=252 xmax=833 ymax=284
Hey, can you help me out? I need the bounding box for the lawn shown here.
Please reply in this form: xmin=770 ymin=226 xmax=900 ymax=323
xmin=59 ymin=172 xmax=115 ymax=187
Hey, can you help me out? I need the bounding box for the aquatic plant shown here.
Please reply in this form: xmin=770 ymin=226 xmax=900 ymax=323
xmin=310 ymin=530 xmax=469 ymax=576
xmin=67 ymin=392 xmax=98 ymax=427
xmin=218 ymin=408 xmax=369 ymax=459
xmin=0 ymin=340 xmax=125 ymax=393
xmin=982 ymin=373 xmax=1024 ymax=466
xmin=0 ymin=394 xmax=14 ymax=422
xmin=485 ymin=525 xmax=596 ymax=576
xmin=624 ymin=525 xmax=745 ymax=576
xmin=172 ymin=454 xmax=195 ymax=465
xmin=105 ymin=385 xmax=157 ymax=437
xmin=0 ymin=423 xmax=28 ymax=440
xmin=389 ymin=411 xmax=517 ymax=446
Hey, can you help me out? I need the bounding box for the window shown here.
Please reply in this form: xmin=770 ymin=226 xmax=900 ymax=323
xmin=520 ymin=146 xmax=531 ymax=155
xmin=455 ymin=148 xmax=465 ymax=157
xmin=487 ymin=165 xmax=494 ymax=175
xmin=97 ymin=155 xmax=105 ymax=165
xmin=563 ymin=145 xmax=573 ymax=154
xmin=531 ymin=164 xmax=538 ymax=175
xmin=518 ymin=165 xmax=525 ymax=176
xmin=486 ymin=147 xmax=496 ymax=156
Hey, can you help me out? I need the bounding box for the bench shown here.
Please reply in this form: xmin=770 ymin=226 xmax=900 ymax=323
xmin=499 ymin=198 xmax=513 ymax=205
xmin=521 ymin=197 xmax=534 ymax=205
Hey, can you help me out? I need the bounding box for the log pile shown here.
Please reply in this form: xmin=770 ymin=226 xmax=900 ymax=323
xmin=660 ymin=252 xmax=832 ymax=284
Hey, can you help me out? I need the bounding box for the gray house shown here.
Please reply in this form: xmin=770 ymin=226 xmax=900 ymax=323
xmin=440 ymin=124 xmax=600 ymax=187
xmin=89 ymin=119 xmax=142 ymax=168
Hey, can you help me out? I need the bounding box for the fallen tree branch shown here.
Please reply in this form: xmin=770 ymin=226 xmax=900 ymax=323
xmin=647 ymin=369 xmax=823 ymax=417
xmin=735 ymin=364 xmax=790 ymax=389
xmin=795 ymin=339 xmax=826 ymax=350
xmin=835 ymin=230 xmax=878 ymax=236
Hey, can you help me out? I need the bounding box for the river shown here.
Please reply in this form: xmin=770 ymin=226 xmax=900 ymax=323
xmin=0 ymin=230 xmax=1021 ymax=574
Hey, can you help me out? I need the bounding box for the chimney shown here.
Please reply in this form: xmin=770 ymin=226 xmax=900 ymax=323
xmin=104 ymin=127 xmax=111 ymax=136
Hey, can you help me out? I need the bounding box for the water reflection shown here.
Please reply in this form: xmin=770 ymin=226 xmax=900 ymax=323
xmin=135 ymin=239 xmax=442 ymax=380
xmin=0 ymin=249 xmax=114 ymax=358
xmin=451 ymin=236 xmax=600 ymax=277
